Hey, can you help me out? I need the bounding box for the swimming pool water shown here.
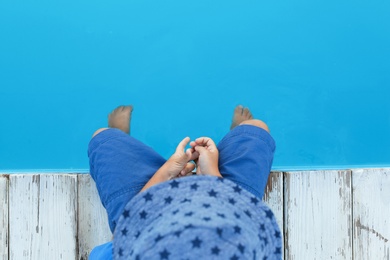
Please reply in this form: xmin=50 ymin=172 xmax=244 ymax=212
xmin=1 ymin=0 xmax=389 ymax=172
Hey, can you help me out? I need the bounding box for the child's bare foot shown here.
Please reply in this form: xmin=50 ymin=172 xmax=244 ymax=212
xmin=108 ymin=105 xmax=133 ymax=134
xmin=230 ymin=105 xmax=253 ymax=130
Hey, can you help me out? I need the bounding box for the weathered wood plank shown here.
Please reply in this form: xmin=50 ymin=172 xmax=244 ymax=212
xmin=263 ymin=171 xmax=284 ymax=259
xmin=9 ymin=175 xmax=39 ymax=260
xmin=9 ymin=174 xmax=77 ymax=260
xmin=353 ymin=168 xmax=390 ymax=259
xmin=284 ymin=170 xmax=352 ymax=259
xmin=4 ymin=169 xmax=389 ymax=259
xmin=78 ymin=174 xmax=112 ymax=260
xmin=0 ymin=175 xmax=9 ymax=260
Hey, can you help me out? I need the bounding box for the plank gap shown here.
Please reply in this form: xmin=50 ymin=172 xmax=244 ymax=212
xmin=1 ymin=175 xmax=9 ymax=260
xmin=351 ymin=171 xmax=354 ymax=260
xmin=282 ymin=172 xmax=287 ymax=260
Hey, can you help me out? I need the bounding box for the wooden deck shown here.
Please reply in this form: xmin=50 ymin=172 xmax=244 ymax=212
xmin=0 ymin=169 xmax=389 ymax=259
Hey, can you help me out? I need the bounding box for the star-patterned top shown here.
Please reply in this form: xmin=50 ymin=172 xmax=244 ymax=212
xmin=113 ymin=175 xmax=282 ymax=260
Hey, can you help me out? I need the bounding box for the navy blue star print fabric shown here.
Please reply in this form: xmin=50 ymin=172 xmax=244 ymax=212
xmin=88 ymin=124 xmax=278 ymax=259
xmin=113 ymin=175 xmax=282 ymax=260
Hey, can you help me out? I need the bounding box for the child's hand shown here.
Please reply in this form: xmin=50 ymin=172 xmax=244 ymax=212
xmin=140 ymin=137 xmax=198 ymax=193
xmin=166 ymin=137 xmax=199 ymax=179
xmin=190 ymin=137 xmax=222 ymax=178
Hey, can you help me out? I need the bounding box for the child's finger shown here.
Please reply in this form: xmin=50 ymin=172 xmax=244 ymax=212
xmin=188 ymin=150 xmax=200 ymax=161
xmin=185 ymin=148 xmax=192 ymax=159
xmin=194 ymin=145 xmax=207 ymax=155
xmin=194 ymin=137 xmax=207 ymax=145
xmin=195 ymin=137 xmax=217 ymax=149
xmin=176 ymin=137 xmax=190 ymax=152
xmin=181 ymin=162 xmax=196 ymax=175
xmin=185 ymin=171 xmax=195 ymax=176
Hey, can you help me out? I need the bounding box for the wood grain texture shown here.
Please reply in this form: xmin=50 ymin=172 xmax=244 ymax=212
xmin=3 ymin=169 xmax=389 ymax=259
xmin=78 ymin=174 xmax=112 ymax=260
xmin=0 ymin=175 xmax=9 ymax=260
xmin=284 ymin=170 xmax=352 ymax=260
xmin=9 ymin=174 xmax=77 ymax=260
xmin=263 ymin=172 xmax=284 ymax=227
xmin=263 ymin=171 xmax=284 ymax=259
xmin=353 ymin=169 xmax=390 ymax=260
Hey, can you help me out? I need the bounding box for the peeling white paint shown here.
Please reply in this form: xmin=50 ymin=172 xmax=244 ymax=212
xmin=263 ymin=171 xmax=284 ymax=259
xmin=284 ymin=170 xmax=352 ymax=259
xmin=0 ymin=175 xmax=9 ymax=260
xmin=77 ymin=175 xmax=112 ymax=260
xmin=353 ymin=169 xmax=390 ymax=260
xmin=0 ymin=170 xmax=389 ymax=260
xmin=9 ymin=175 xmax=77 ymax=260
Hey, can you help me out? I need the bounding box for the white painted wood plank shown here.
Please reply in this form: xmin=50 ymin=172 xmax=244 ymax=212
xmin=263 ymin=172 xmax=284 ymax=229
xmin=353 ymin=168 xmax=390 ymax=260
xmin=9 ymin=174 xmax=77 ymax=260
xmin=0 ymin=175 xmax=9 ymax=260
xmin=284 ymin=170 xmax=352 ymax=259
xmin=263 ymin=171 xmax=284 ymax=259
xmin=78 ymin=174 xmax=112 ymax=260
xmin=9 ymin=175 xmax=39 ymax=260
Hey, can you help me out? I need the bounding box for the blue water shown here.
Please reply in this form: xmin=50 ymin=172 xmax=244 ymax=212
xmin=1 ymin=0 xmax=389 ymax=172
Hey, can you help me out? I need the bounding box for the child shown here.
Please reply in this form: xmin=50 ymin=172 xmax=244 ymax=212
xmin=88 ymin=105 xmax=282 ymax=259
